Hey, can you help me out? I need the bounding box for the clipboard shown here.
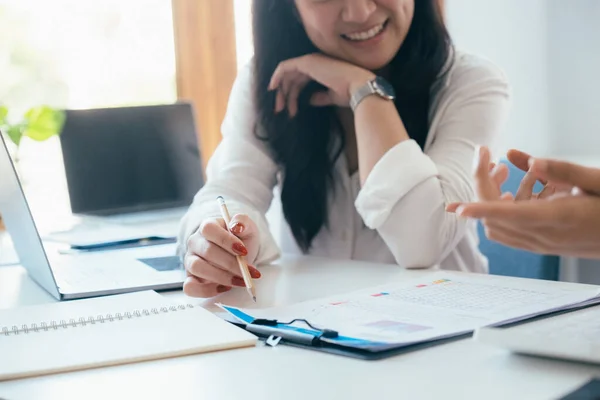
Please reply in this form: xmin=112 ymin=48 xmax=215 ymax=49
xmin=220 ymin=305 xmax=468 ymax=361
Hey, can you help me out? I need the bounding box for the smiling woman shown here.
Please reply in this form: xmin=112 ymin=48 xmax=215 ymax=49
xmin=176 ymin=0 xmax=511 ymax=299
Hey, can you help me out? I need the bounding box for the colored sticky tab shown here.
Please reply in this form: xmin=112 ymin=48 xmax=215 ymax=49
xmin=218 ymin=305 xmax=254 ymax=323
xmin=371 ymin=292 xmax=390 ymax=297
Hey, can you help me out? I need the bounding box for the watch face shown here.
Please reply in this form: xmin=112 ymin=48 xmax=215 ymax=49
xmin=374 ymin=76 xmax=396 ymax=99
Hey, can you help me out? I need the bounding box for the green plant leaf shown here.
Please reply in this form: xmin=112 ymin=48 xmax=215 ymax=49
xmin=6 ymin=125 xmax=24 ymax=146
xmin=0 ymin=105 xmax=7 ymax=125
xmin=23 ymin=106 xmax=66 ymax=142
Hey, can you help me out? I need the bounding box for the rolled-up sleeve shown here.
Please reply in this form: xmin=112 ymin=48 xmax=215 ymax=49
xmin=355 ymin=59 xmax=511 ymax=269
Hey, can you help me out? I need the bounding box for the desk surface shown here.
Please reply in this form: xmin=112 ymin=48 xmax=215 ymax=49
xmin=0 ymin=256 xmax=599 ymax=400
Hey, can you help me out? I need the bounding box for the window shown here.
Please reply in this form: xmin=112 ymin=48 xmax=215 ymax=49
xmin=0 ymin=0 xmax=178 ymax=230
xmin=0 ymin=0 xmax=177 ymax=113
xmin=234 ymin=0 xmax=254 ymax=72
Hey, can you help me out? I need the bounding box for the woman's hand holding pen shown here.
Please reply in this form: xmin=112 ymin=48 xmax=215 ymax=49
xmin=183 ymin=214 xmax=262 ymax=298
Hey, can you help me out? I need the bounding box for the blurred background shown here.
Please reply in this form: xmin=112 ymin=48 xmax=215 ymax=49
xmin=1 ymin=0 xmax=599 ymax=279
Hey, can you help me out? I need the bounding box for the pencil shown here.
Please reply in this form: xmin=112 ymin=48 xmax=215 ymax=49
xmin=216 ymin=196 xmax=256 ymax=302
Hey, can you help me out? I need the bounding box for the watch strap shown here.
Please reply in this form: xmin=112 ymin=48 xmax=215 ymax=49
xmin=350 ymin=81 xmax=375 ymax=112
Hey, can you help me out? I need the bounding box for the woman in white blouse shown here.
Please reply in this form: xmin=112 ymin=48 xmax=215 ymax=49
xmin=178 ymin=0 xmax=511 ymax=297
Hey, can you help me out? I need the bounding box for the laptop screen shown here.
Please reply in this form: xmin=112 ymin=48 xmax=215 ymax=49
xmin=59 ymin=103 xmax=204 ymax=216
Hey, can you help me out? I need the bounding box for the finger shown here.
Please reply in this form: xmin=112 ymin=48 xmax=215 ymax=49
xmin=196 ymin=220 xmax=249 ymax=257
xmin=488 ymin=162 xmax=496 ymax=172
xmin=491 ymin=163 xmax=509 ymax=189
xmin=446 ymin=189 xmax=513 ymax=213
xmin=446 ymin=202 xmax=461 ymax=213
xmin=269 ymin=61 xmax=290 ymax=91
xmin=536 ymin=183 xmax=556 ymax=200
xmin=515 ymin=170 xmax=538 ymax=201
xmin=481 ymin=222 xmax=545 ymax=253
xmin=456 ymin=200 xmax=564 ymax=226
xmin=280 ymin=74 xmax=292 ymax=107
xmin=183 ymin=275 xmax=231 ymax=298
xmin=287 ymin=83 xmax=301 ymax=117
xmin=506 ymin=149 xmax=534 ymax=173
xmin=530 ymin=159 xmax=600 ymax=196
xmin=275 ymin=88 xmax=286 ymax=113
xmin=228 ymin=214 xmax=258 ymax=241
xmin=198 ymin=242 xmax=262 ymax=279
xmin=186 ymin=254 xmax=240 ymax=287
xmin=279 ymin=72 xmax=304 ymax=115
xmin=310 ymin=91 xmax=334 ymax=107
xmin=269 ymin=59 xmax=305 ymax=91
xmin=474 ymin=146 xmax=498 ymax=201
xmin=198 ymin=242 xmax=244 ymax=276
xmin=287 ymin=77 xmax=309 ymax=117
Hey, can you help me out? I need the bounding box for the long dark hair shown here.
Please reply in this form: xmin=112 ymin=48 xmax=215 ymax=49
xmin=252 ymin=0 xmax=453 ymax=252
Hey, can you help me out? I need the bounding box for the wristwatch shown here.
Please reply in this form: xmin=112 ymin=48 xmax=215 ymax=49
xmin=349 ymin=76 xmax=396 ymax=112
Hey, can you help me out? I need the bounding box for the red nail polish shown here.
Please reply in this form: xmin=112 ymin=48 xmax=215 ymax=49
xmin=233 ymin=242 xmax=248 ymax=256
xmin=231 ymin=277 xmax=246 ymax=287
xmin=230 ymin=223 xmax=245 ymax=235
xmin=249 ymin=266 xmax=261 ymax=279
xmin=217 ymin=285 xmax=231 ymax=293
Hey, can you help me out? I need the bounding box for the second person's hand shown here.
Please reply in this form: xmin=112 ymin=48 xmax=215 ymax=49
xmin=183 ymin=214 xmax=261 ymax=298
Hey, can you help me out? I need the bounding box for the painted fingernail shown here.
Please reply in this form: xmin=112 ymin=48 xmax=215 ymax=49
xmin=217 ymin=285 xmax=232 ymax=293
xmin=231 ymin=277 xmax=246 ymax=287
xmin=230 ymin=222 xmax=245 ymax=235
xmin=232 ymin=242 xmax=248 ymax=256
xmin=249 ymin=266 xmax=261 ymax=279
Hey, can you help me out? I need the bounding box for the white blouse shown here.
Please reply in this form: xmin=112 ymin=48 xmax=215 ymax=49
xmin=177 ymin=50 xmax=511 ymax=273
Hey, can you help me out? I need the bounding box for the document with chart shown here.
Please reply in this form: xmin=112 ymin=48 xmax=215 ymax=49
xmin=221 ymin=271 xmax=600 ymax=351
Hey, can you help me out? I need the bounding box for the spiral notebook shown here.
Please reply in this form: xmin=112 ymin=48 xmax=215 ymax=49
xmin=0 ymin=291 xmax=257 ymax=381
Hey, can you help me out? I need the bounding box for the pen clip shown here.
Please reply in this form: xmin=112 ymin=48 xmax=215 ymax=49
xmin=251 ymin=317 xmax=339 ymax=339
xmin=252 ymin=318 xmax=278 ymax=326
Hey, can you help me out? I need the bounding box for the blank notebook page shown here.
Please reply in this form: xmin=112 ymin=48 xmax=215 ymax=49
xmin=0 ymin=291 xmax=257 ymax=381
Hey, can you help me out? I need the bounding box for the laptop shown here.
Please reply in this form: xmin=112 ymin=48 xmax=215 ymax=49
xmin=474 ymin=305 xmax=600 ymax=365
xmin=0 ymin=133 xmax=185 ymax=300
xmin=58 ymin=102 xmax=204 ymax=224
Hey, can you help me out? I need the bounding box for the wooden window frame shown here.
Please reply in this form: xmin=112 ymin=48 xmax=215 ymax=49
xmin=171 ymin=0 xmax=238 ymax=171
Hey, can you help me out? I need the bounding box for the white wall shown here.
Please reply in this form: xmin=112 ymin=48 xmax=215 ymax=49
xmin=546 ymin=1 xmax=600 ymax=278
xmin=446 ymin=0 xmax=600 ymax=281
xmin=547 ymin=0 xmax=600 ymax=157
xmin=445 ymin=0 xmax=550 ymax=158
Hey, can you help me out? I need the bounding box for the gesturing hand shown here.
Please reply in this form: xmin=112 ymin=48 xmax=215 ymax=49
xmin=446 ymin=146 xmax=556 ymax=214
xmin=447 ymin=148 xmax=600 ymax=259
xmin=269 ymin=53 xmax=375 ymax=117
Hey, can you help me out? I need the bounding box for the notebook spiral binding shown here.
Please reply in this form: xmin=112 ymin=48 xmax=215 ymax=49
xmin=1 ymin=303 xmax=199 ymax=337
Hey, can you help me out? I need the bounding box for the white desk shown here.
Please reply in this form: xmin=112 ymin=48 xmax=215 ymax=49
xmin=1 ymin=256 xmax=599 ymax=400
